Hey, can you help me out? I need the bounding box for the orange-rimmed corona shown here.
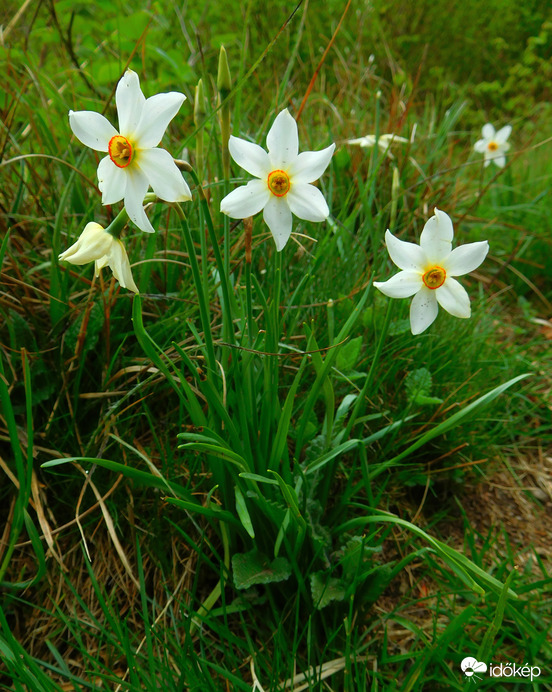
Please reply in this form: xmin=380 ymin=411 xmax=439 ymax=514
xmin=267 ymin=169 xmax=291 ymax=197
xmin=487 ymin=141 xmax=499 ymax=152
xmin=108 ymin=135 xmax=133 ymax=168
xmin=422 ymin=266 xmax=446 ymax=290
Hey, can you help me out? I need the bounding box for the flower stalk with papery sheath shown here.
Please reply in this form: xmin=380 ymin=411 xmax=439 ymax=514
xmin=220 ymin=108 xmax=335 ymax=251
xmin=374 ymin=208 xmax=488 ymax=334
xmin=69 ymin=69 xmax=191 ymax=233
xmin=194 ymin=78 xmax=207 ymax=178
xmin=474 ymin=123 xmax=511 ymax=168
xmin=59 ymin=220 xmax=138 ymax=293
xmin=217 ymin=45 xmax=232 ymax=180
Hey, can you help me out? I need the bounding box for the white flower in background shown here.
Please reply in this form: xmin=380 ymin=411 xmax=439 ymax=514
xmin=59 ymin=222 xmax=139 ymax=293
xmin=347 ymin=133 xmax=408 ymax=158
xmin=373 ymin=208 xmax=489 ymax=334
xmin=69 ymin=70 xmax=191 ymax=234
xmin=220 ymin=108 xmax=335 ymax=251
xmin=474 ymin=123 xmax=511 ymax=168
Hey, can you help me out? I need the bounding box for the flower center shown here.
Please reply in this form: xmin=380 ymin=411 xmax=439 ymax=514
xmin=487 ymin=141 xmax=499 ymax=152
xmin=108 ymin=135 xmax=133 ymax=168
xmin=267 ymin=169 xmax=291 ymax=197
xmin=422 ymin=266 xmax=446 ymax=289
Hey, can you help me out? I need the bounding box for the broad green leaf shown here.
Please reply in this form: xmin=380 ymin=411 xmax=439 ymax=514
xmin=232 ymin=550 xmax=291 ymax=590
xmin=405 ymin=367 xmax=443 ymax=405
xmin=336 ymin=335 xmax=363 ymax=372
xmin=335 ymin=393 xmax=357 ymax=424
xmin=405 ymin=367 xmax=432 ymax=399
xmin=310 ymin=572 xmax=347 ymax=609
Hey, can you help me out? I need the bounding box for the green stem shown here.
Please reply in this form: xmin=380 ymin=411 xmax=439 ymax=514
xmin=187 ymin=167 xmax=235 ymax=342
xmin=175 ymin=204 xmax=217 ymax=374
xmin=245 ymin=260 xmax=256 ymax=342
xmin=259 ymin=250 xmax=283 ymax=469
xmin=344 ymin=298 xmax=394 ymax=439
xmin=190 ymin=519 xmax=231 ymax=635
xmin=270 ymin=250 xmax=283 ymax=350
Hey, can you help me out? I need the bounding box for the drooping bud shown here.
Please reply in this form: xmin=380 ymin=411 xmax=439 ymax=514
xmin=59 ymin=222 xmax=113 ymax=265
xmin=59 ymin=221 xmax=138 ymax=293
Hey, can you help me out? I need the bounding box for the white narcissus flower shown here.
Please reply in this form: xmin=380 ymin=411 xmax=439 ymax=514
xmin=373 ymin=208 xmax=489 ymax=334
xmin=220 ymin=108 xmax=335 ymax=251
xmin=347 ymin=133 xmax=409 ymax=158
xmin=59 ymin=222 xmax=139 ymax=293
xmin=474 ymin=123 xmax=511 ymax=168
xmin=69 ymin=69 xmax=191 ymax=234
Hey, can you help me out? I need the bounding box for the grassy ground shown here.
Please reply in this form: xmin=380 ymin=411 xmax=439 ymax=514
xmin=1 ymin=0 xmax=551 ymax=690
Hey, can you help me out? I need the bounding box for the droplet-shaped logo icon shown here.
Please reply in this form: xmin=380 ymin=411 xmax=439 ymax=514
xmin=461 ymin=657 xmax=488 ymax=677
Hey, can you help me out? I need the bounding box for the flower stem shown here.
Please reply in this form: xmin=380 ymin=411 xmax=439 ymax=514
xmin=174 ymin=204 xmax=217 ymax=374
xmin=187 ymin=167 xmax=235 ymax=342
xmin=344 ymin=298 xmax=394 ymax=439
xmin=189 ymin=519 xmax=230 ymax=635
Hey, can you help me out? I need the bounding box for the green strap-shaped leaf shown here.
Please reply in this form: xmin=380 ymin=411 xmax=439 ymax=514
xmin=235 ymin=486 xmax=255 ymax=539
xmin=370 ymin=373 xmax=531 ymax=478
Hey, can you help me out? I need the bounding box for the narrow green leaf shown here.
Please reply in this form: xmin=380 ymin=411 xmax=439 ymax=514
xmin=235 ymin=486 xmax=255 ymax=538
xmin=372 ymin=373 xmax=530 ymax=476
xmin=304 ymin=439 xmax=360 ymax=474
xmin=478 ymin=568 xmax=518 ymax=663
xmin=268 ymin=470 xmax=305 ymax=530
xmin=239 ymin=472 xmax=279 ymax=486
xmin=132 ymin=295 xmax=206 ymax=423
xmin=295 ymin=280 xmax=372 ymax=452
xmin=337 ymin=510 xmax=518 ymax=598
xmin=268 ymin=342 xmax=311 ymax=470
xmin=178 ymin=443 xmax=248 ymax=471
xmin=41 ymin=456 xmax=192 ymax=500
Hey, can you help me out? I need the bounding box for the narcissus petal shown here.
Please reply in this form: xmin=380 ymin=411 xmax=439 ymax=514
xmin=69 ymin=111 xmax=117 ymax=152
xmin=435 ymin=277 xmax=471 ymax=318
xmin=373 ymin=271 xmax=422 ymax=298
xmin=286 ymin=183 xmax=329 ymax=222
xmin=263 ymin=196 xmax=293 ymax=251
xmin=385 ymin=230 xmax=427 ymax=272
xmin=228 ymin=136 xmax=272 ymax=178
xmin=410 ymin=288 xmax=439 ymax=334
xmin=221 ymin=180 xmax=271 ymax=218
xmin=288 ymin=144 xmax=335 ymax=183
xmin=266 ymin=109 xmax=299 ymax=169
xmin=444 ymin=241 xmax=489 ymax=276
xmin=137 ymin=148 xmax=192 ymax=202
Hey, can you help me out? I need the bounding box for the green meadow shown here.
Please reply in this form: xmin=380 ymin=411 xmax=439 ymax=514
xmin=1 ymin=0 xmax=551 ymax=689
